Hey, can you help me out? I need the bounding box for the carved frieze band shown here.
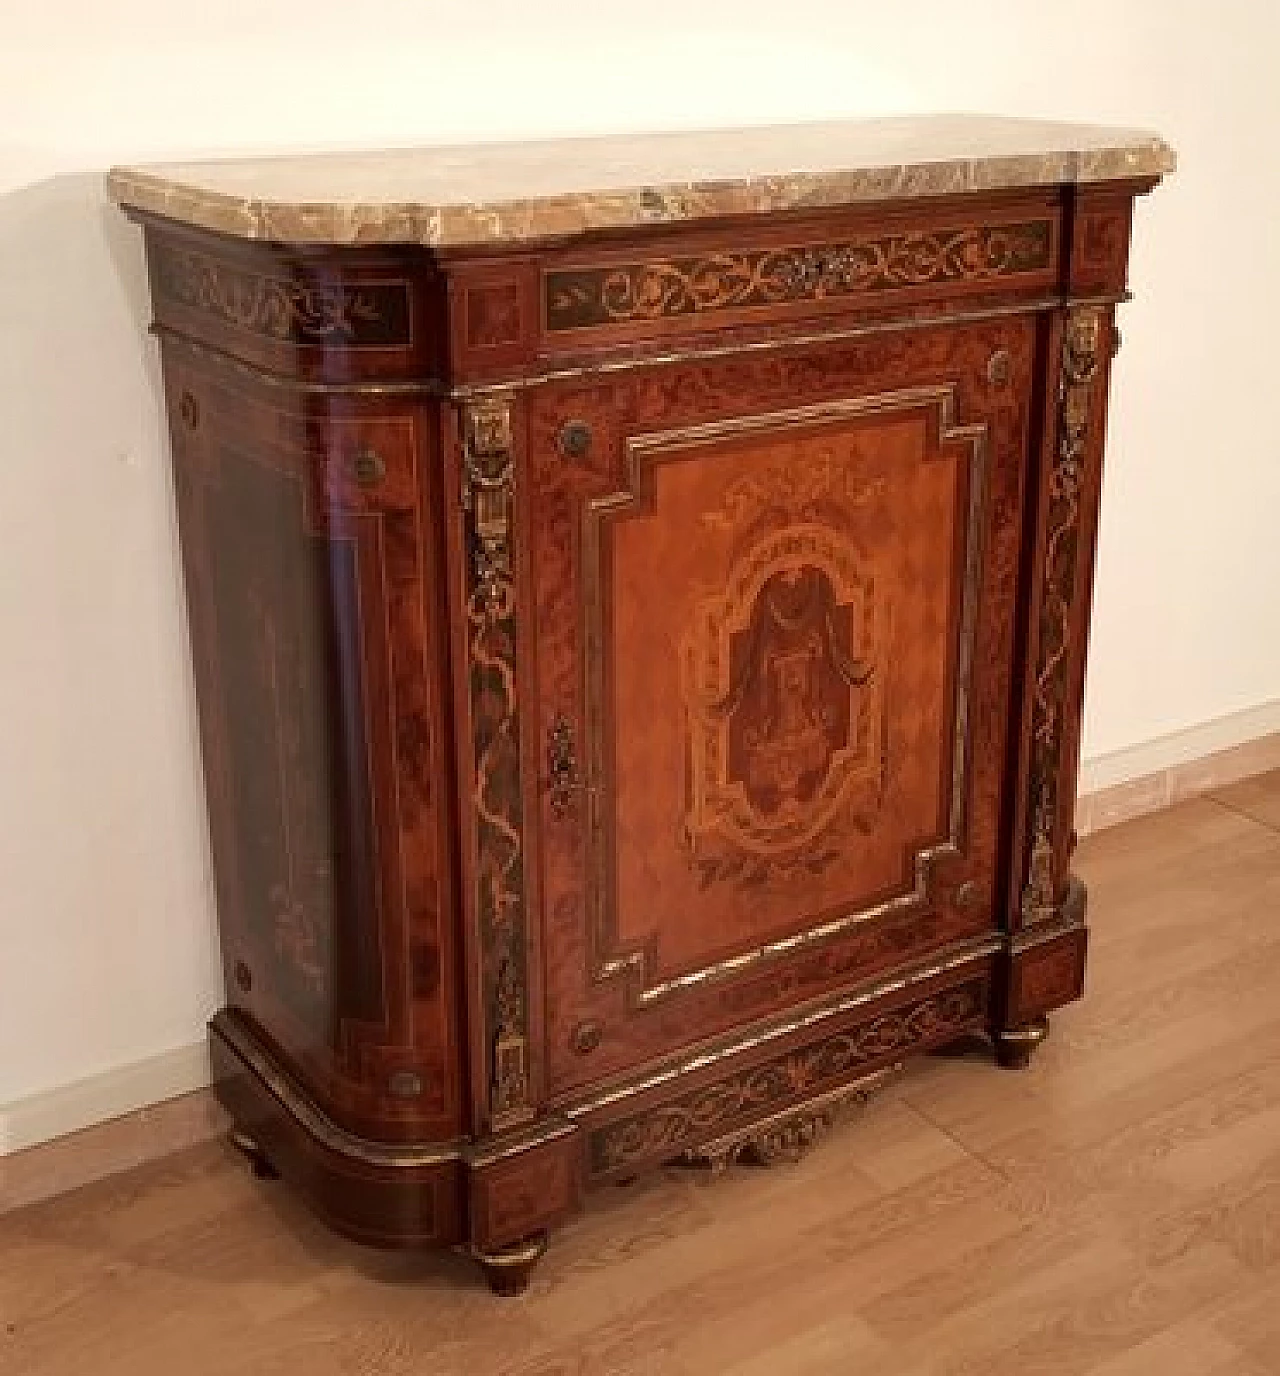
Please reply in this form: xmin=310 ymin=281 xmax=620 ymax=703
xmin=151 ymin=244 xmax=412 ymax=347
xmin=545 ymin=220 xmax=1053 ymax=330
xmin=680 ymin=1068 xmax=900 ymax=1173
xmin=461 ymin=395 xmax=533 ymax=1130
xmin=1021 ymin=307 xmax=1104 ymax=923
xmin=587 ymin=980 xmax=986 ymax=1176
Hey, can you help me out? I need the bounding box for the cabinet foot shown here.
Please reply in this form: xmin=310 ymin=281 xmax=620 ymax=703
xmin=229 ymin=1128 xmax=279 ymax=1179
xmin=473 ymin=1232 xmax=549 ymax=1296
xmin=993 ymin=1017 xmax=1050 ymax=1070
xmin=929 ymin=1032 xmax=988 ymax=1059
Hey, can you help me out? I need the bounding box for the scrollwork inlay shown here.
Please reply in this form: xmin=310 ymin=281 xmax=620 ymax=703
xmin=679 ymin=1069 xmax=898 ymax=1173
xmin=152 ymin=244 xmax=410 ymax=347
xmin=461 ymin=396 xmax=533 ymax=1129
xmin=588 ymin=981 xmax=985 ymax=1175
xmin=546 ymin=221 xmax=1052 ymax=330
xmin=1021 ymin=307 xmax=1104 ymax=922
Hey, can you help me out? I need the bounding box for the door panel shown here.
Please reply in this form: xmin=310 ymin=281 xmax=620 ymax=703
xmin=527 ymin=318 xmax=1035 ymax=1099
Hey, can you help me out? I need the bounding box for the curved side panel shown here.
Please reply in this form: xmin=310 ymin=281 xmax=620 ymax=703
xmin=160 ymin=335 xmax=465 ymax=1146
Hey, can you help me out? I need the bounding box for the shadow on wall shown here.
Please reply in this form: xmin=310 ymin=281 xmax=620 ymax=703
xmin=0 ymin=170 xmax=223 ymax=1108
xmin=0 ymin=168 xmax=163 ymax=472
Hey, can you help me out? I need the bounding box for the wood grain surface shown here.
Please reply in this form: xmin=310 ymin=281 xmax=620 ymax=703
xmin=3 ymin=770 xmax=1277 ymax=1374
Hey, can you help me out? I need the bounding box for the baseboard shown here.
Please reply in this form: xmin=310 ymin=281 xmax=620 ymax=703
xmin=3 ymin=700 xmax=1278 ymax=1215
xmin=0 ymin=1085 xmax=228 ymax=1217
xmin=0 ymin=1040 xmax=225 ymax=1215
xmin=1075 ymin=699 xmax=1280 ymax=836
xmin=0 ymin=1040 xmax=211 ymax=1156
xmin=1077 ymin=698 xmax=1280 ymax=795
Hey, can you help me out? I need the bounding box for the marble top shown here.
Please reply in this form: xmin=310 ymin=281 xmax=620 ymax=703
xmin=107 ymin=115 xmax=1174 ymax=250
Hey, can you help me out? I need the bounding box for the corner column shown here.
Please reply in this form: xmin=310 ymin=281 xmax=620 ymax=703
xmin=997 ymin=301 xmax=1112 ymax=1066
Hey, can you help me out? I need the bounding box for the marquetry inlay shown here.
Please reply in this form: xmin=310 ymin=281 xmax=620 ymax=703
xmin=545 ymin=221 xmax=1053 ymax=330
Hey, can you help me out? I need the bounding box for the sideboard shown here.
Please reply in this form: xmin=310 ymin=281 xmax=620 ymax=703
xmin=108 ymin=116 xmax=1172 ymax=1293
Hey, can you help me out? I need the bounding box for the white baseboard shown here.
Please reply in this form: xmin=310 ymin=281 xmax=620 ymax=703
xmin=0 ymin=1040 xmax=210 ymax=1156
xmin=1077 ymin=699 xmax=1280 ymax=795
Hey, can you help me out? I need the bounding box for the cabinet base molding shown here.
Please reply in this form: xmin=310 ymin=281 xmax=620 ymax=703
xmin=208 ymin=946 xmax=1018 ymax=1270
xmin=208 ymin=890 xmax=1092 ymax=1276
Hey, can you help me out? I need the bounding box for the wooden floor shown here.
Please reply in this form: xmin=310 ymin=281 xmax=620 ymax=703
xmin=4 ymin=771 xmax=1280 ymax=1375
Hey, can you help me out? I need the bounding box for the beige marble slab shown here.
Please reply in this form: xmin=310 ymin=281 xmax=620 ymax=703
xmin=106 ymin=115 xmax=1174 ymax=249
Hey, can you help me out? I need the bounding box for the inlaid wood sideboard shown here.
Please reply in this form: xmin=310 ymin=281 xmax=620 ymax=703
xmin=109 ymin=116 xmax=1172 ymax=1293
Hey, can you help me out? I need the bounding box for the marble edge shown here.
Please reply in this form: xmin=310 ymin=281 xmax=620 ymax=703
xmin=105 ymin=138 xmax=1176 ymax=249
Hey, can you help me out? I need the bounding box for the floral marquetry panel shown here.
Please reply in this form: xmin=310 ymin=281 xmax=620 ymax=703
xmin=613 ymin=413 xmax=951 ymax=953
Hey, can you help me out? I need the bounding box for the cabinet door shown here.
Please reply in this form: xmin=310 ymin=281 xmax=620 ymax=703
xmin=527 ymin=317 xmax=1035 ymax=1099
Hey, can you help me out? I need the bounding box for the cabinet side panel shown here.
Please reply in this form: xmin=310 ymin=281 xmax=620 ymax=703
xmin=157 ymin=334 xmax=464 ymax=1145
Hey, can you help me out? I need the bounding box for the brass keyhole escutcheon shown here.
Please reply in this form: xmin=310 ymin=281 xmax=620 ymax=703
xmin=558 ymin=419 xmax=592 ymax=461
xmin=987 ymin=349 xmax=1012 ymax=387
xmin=571 ymin=1021 xmax=602 ymax=1055
xmin=352 ymin=447 xmax=386 ymax=487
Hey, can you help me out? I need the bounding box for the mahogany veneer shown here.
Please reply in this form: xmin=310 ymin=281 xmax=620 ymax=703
xmin=113 ymin=124 xmax=1167 ymax=1293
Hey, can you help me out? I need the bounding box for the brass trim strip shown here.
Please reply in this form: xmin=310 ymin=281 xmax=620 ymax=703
xmin=214 ymin=1013 xmax=465 ymax=1167
xmin=153 ymin=290 xmax=1128 ymax=399
xmin=466 ymin=1116 xmax=577 ymax=1167
xmin=561 ymin=931 xmax=1001 ymax=1118
xmin=579 ymin=386 xmax=987 ymax=1005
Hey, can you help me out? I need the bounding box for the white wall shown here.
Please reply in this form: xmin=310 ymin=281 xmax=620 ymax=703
xmin=3 ymin=0 xmax=1279 ymax=1137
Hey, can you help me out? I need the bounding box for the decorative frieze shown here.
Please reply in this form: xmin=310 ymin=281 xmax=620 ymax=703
xmin=545 ymin=221 xmax=1053 ymax=330
xmin=152 ymin=244 xmax=411 ymax=347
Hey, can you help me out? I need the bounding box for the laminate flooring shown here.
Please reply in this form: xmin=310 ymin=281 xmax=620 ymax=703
xmin=3 ymin=772 xmax=1280 ymax=1375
